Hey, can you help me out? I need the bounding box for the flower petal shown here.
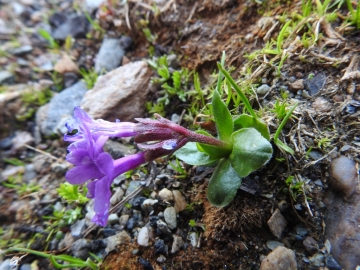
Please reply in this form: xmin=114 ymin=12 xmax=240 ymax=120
xmin=96 ymin=152 xmax=114 ymax=177
xmin=91 ymin=177 xmax=112 ymax=226
xmin=66 ymin=149 xmax=91 ymax=165
xmin=65 ymin=165 xmax=103 ymax=184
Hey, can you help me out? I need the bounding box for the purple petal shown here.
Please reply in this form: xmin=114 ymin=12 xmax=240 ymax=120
xmin=65 ymin=165 xmax=103 ymax=184
xmin=73 ymin=106 xmax=93 ymax=124
xmin=66 ymin=149 xmax=91 ymax=165
xmin=91 ymin=177 xmax=112 ymax=226
xmin=93 ymin=135 xmax=109 ymax=154
xmin=96 ymin=152 xmax=114 ymax=177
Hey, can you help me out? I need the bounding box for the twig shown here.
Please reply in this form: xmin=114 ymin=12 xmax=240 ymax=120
xmin=296 ymin=174 xmax=313 ymax=217
xmin=24 ymin=144 xmax=60 ymax=161
xmin=124 ymin=2 xmax=131 ymax=30
xmin=263 ymin=21 xmax=279 ymax=42
xmin=185 ymin=2 xmax=198 ymax=24
xmin=297 ymin=117 xmax=305 ymax=154
xmin=303 ymin=147 xmax=337 ymax=168
xmin=306 ymin=111 xmax=322 ymax=134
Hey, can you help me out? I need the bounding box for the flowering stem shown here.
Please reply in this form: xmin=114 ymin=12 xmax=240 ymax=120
xmin=186 ymin=130 xmax=232 ymax=150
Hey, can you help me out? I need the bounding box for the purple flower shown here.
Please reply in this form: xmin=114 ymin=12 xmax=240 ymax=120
xmin=64 ymin=107 xmax=146 ymax=226
xmin=64 ymin=107 xmax=228 ymax=226
xmin=64 ymin=106 xmax=137 ymax=143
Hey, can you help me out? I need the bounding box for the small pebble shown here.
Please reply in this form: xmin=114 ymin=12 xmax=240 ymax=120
xmin=267 ymin=209 xmax=287 ymax=239
xmin=154 ymin=239 xmax=168 ymax=254
xmin=189 ymin=232 xmax=198 ymax=247
xmin=312 ymin=97 xmax=331 ymax=112
xmin=260 ymin=246 xmax=297 ymax=270
xmin=164 ymin=207 xmax=177 ymax=230
xmin=330 ymin=156 xmax=358 ymax=198
xmin=156 ymin=219 xmax=172 ymax=235
xmin=289 ymin=79 xmax=304 ymax=92
xmin=171 ymin=235 xmax=184 ymax=254
xmin=158 ymin=188 xmax=173 ymax=202
xmin=256 ymin=84 xmax=271 ymax=95
xmin=137 ymin=226 xmax=149 ymax=246
xmin=266 ymin=240 xmax=284 ymax=250
xmin=303 ymin=236 xmax=318 ymax=255
xmin=156 ymin=255 xmax=166 ymax=263
xmin=172 ymin=190 xmax=187 ymax=213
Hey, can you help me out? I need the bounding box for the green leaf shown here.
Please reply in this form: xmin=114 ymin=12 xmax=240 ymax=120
xmin=207 ymin=158 xmax=242 ymax=207
xmin=212 ymin=90 xmax=233 ymax=142
xmin=230 ymin=128 xmax=273 ymax=177
xmin=233 ymin=114 xmax=270 ymax=141
xmin=275 ymin=139 xmax=295 ymax=154
xmin=174 ymin=142 xmax=218 ymax=166
xmin=196 ymin=130 xmax=231 ymax=158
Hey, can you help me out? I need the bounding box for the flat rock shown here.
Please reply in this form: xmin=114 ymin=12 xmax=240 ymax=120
xmin=52 ymin=14 xmax=89 ymax=40
xmin=267 ymin=208 xmax=287 ymax=239
xmin=80 ymin=61 xmax=152 ymax=122
xmin=260 ymin=246 xmax=297 ymax=270
xmin=36 ymin=81 xmax=87 ymax=136
xmin=304 ymin=73 xmax=325 ymax=95
xmin=329 ymin=156 xmax=359 ymax=198
xmin=94 ymin=38 xmax=126 ymax=74
xmin=323 ymin=190 xmax=360 ymax=269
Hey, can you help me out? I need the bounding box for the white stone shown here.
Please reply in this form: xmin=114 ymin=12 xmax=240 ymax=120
xmin=158 ymin=188 xmax=173 ymax=202
xmin=137 ymin=226 xmax=149 ymax=246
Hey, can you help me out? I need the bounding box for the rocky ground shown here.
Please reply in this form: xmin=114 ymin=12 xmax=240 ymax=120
xmin=0 ymin=0 xmax=360 ymax=269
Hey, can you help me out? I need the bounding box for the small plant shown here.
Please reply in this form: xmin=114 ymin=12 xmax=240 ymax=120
xmin=2 ymin=175 xmax=41 ymax=196
xmin=38 ymin=29 xmax=59 ymax=49
xmin=79 ymin=67 xmax=98 ymax=89
xmin=271 ymin=99 xmax=289 ymax=120
xmin=169 ymin=158 xmax=188 ymax=179
xmin=4 ymin=247 xmax=98 ymax=270
xmin=49 ymin=71 xmax=64 ymax=92
xmin=148 ymin=55 xmax=190 ymax=106
xmin=124 ymin=202 xmax=132 ymax=209
xmin=62 ymin=52 xmax=297 ymax=225
xmin=263 ymin=20 xmax=292 ymax=55
xmin=285 ymin=175 xmax=304 ymax=201
xmin=316 ymin=136 xmax=332 ymax=149
xmin=345 ymin=0 xmax=360 ymax=28
xmin=189 ymin=219 xmax=197 ymax=228
xmin=146 ymin=101 xmax=165 ymax=115
xmin=302 ymin=0 xmax=312 ymax=17
xmin=44 ymin=207 xmax=83 ymax=225
xmin=3 ymin=158 xmax=25 ymax=166
xmin=21 ymin=88 xmax=53 ymax=106
xmin=56 ymin=183 xmax=89 ymax=204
